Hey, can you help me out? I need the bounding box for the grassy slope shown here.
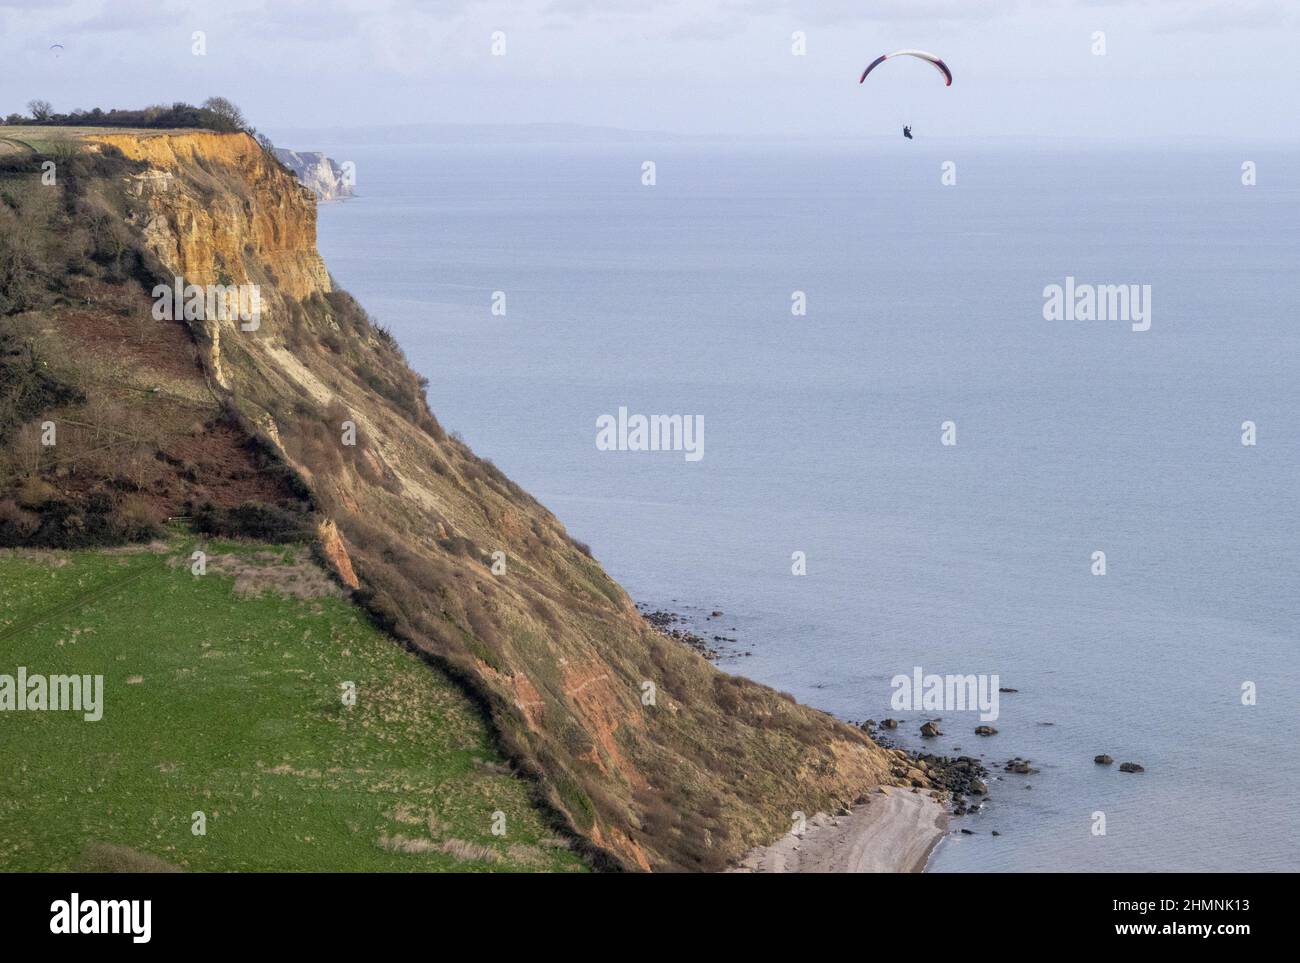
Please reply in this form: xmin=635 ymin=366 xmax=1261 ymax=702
xmin=0 ymin=537 xmax=583 ymax=872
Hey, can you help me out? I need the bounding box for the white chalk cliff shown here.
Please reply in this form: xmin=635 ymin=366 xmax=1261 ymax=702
xmin=272 ymin=148 xmax=354 ymax=201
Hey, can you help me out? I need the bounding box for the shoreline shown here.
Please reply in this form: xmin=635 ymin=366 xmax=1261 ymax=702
xmin=731 ymin=789 xmax=948 ymax=873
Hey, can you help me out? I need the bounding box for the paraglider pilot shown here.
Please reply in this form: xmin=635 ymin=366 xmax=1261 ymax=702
xmin=903 ymin=125 xmax=913 ymax=140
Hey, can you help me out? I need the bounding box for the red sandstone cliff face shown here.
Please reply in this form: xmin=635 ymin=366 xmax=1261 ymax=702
xmin=44 ymin=130 xmax=903 ymax=871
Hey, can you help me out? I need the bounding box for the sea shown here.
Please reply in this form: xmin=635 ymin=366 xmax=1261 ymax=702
xmin=300 ymin=136 xmax=1299 ymax=872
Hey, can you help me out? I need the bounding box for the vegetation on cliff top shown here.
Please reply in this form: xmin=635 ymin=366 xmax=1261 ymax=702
xmin=5 ymin=97 xmax=264 ymax=140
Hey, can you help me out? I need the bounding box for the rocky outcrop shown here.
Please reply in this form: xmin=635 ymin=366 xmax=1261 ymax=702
xmin=316 ymin=519 xmax=359 ymax=590
xmin=272 ymin=148 xmax=354 ymax=202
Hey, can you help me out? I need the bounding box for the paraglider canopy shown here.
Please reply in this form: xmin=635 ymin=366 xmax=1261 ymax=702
xmin=860 ymin=49 xmax=952 ymax=87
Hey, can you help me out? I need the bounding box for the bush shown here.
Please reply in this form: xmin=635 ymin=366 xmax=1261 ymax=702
xmin=0 ymin=490 xmax=164 ymax=549
xmin=0 ymin=499 xmax=39 ymax=541
xmin=15 ymin=476 xmax=57 ymax=509
xmin=192 ymin=500 xmax=313 ymax=542
xmin=115 ymin=495 xmax=165 ymax=540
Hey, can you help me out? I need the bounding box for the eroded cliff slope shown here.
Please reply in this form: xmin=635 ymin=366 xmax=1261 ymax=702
xmin=0 ymin=128 xmax=909 ymax=870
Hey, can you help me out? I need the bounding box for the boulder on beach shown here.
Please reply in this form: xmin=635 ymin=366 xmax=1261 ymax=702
xmin=881 ymin=718 xmax=899 ymax=729
xmin=970 ymin=779 xmax=988 ymax=795
xmin=1119 ymin=762 xmax=1145 ymax=773
xmin=1094 ymin=754 xmax=1114 ymax=765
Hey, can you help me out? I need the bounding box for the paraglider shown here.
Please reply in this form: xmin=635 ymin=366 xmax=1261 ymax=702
xmin=859 ymin=49 xmax=952 ymax=87
xmin=859 ymin=49 xmax=952 ymax=139
xmin=49 ymin=43 xmax=64 ymax=57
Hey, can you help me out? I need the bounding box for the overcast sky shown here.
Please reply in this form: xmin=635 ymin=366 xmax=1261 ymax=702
xmin=2 ymin=0 xmax=1297 ymax=140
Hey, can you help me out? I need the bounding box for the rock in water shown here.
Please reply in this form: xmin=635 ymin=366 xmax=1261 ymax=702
xmin=1119 ymin=761 xmax=1145 ymax=773
xmin=975 ymin=725 xmax=998 ymax=736
xmin=920 ymin=720 xmax=942 ymax=738
xmin=1094 ymin=754 xmax=1114 ymax=765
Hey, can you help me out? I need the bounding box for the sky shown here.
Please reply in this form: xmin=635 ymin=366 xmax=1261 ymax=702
xmin=2 ymin=0 xmax=1297 ymax=141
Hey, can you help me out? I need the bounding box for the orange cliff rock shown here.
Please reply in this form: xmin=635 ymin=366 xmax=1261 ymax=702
xmin=88 ymin=130 xmax=330 ymax=302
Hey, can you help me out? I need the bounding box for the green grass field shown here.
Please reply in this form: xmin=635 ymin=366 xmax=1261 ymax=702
xmin=0 ymin=537 xmax=583 ymax=872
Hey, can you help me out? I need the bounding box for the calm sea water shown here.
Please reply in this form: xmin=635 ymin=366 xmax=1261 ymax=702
xmin=307 ymin=139 xmax=1300 ymax=872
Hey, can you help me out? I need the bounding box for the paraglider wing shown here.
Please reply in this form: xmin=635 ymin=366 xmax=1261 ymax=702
xmin=859 ymin=55 xmax=888 ymax=84
xmin=859 ymin=49 xmax=952 ymax=86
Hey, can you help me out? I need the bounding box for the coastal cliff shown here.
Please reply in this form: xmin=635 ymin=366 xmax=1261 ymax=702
xmin=271 ymin=148 xmax=355 ymax=202
xmin=0 ymin=128 xmax=913 ymax=870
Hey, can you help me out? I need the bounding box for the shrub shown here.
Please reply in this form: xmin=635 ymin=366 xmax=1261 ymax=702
xmin=192 ymin=500 xmax=313 ymax=542
xmin=15 ymin=476 xmax=57 ymax=509
xmin=115 ymin=494 xmax=165 ymax=540
xmin=0 ymin=499 xmax=39 ymax=541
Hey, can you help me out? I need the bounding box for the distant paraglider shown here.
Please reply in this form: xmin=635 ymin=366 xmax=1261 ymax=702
xmin=859 ymin=49 xmax=952 ymax=139
xmin=859 ymin=49 xmax=952 ymax=87
xmin=49 ymin=43 xmax=64 ymax=59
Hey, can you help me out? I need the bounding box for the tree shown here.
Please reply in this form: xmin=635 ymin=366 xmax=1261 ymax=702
xmin=26 ymin=100 xmax=53 ymax=121
xmin=201 ymin=97 xmax=247 ymax=132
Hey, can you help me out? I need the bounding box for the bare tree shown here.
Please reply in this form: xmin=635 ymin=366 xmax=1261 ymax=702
xmin=26 ymin=99 xmax=53 ymax=121
xmin=201 ymin=97 xmax=247 ymax=132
